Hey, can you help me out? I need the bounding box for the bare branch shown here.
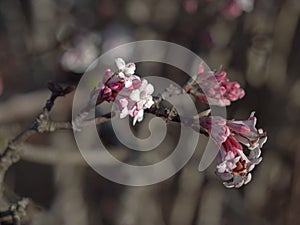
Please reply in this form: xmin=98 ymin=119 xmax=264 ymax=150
xmin=0 ymin=198 xmax=29 ymax=225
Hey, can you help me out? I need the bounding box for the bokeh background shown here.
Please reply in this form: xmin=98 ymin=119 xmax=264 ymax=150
xmin=0 ymin=0 xmax=300 ymax=224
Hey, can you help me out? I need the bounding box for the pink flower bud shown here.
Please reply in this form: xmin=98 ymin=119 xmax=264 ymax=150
xmin=190 ymin=68 xmax=245 ymax=106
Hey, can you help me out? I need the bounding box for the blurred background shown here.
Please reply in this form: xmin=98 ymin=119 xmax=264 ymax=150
xmin=0 ymin=0 xmax=300 ymax=224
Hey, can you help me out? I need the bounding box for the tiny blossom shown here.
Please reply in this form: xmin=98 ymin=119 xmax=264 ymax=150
xmin=161 ymin=84 xmax=183 ymax=100
xmin=217 ymin=151 xmax=240 ymax=174
xmin=116 ymin=79 xmax=154 ymax=125
xmin=115 ymin=58 xmax=137 ymax=88
xmin=186 ymin=68 xmax=245 ymax=106
xmin=95 ymin=58 xmax=140 ymax=103
xmin=200 ymin=112 xmax=267 ymax=188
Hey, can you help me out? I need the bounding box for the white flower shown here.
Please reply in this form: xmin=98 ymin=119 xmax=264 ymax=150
xmin=217 ymin=151 xmax=240 ymax=173
xmin=133 ymin=109 xmax=144 ymax=126
xmin=129 ymin=79 xmax=154 ymax=125
xmin=116 ymin=78 xmax=155 ymax=126
xmin=161 ymin=84 xmax=183 ymax=100
xmin=115 ymin=58 xmax=136 ymax=87
xmin=223 ymin=173 xmax=252 ymax=188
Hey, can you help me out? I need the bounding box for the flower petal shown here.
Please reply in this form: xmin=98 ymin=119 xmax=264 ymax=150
xmin=145 ymin=83 xmax=154 ymax=95
xmin=125 ymin=78 xmax=133 ymax=88
xmin=120 ymin=107 xmax=128 ymax=119
xmin=115 ymin=58 xmax=126 ymax=70
xmin=124 ymin=63 xmax=136 ymax=75
xmin=130 ymin=89 xmax=141 ymax=101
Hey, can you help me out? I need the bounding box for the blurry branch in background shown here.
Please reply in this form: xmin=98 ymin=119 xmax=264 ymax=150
xmin=21 ymin=144 xmax=127 ymax=166
xmin=266 ymin=0 xmax=300 ymax=90
xmin=0 ymin=91 xmax=50 ymax=124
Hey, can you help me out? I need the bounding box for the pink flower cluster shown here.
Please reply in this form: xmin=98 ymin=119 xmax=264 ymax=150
xmin=186 ymin=67 xmax=245 ymax=106
xmin=200 ymin=112 xmax=267 ymax=188
xmin=116 ymin=79 xmax=154 ymax=125
xmin=94 ymin=58 xmax=267 ymax=188
xmin=97 ymin=58 xmax=154 ymax=125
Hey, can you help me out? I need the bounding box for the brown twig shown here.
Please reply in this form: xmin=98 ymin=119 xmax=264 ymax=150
xmin=146 ymin=96 xmax=209 ymax=135
xmin=0 ymin=84 xmax=74 ymax=188
xmin=0 ymin=198 xmax=29 ymax=225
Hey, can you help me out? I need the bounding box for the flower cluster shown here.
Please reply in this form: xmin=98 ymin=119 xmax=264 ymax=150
xmin=116 ymin=79 xmax=154 ymax=126
xmin=185 ymin=67 xmax=245 ymax=106
xmin=96 ymin=58 xmax=154 ymax=125
xmin=200 ymin=112 xmax=267 ymax=188
xmin=93 ymin=58 xmax=267 ymax=188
